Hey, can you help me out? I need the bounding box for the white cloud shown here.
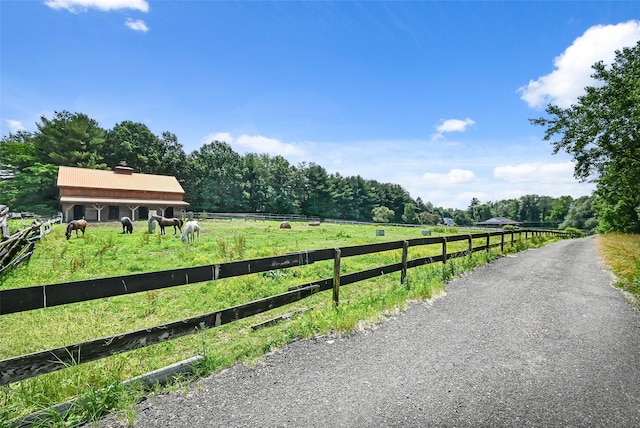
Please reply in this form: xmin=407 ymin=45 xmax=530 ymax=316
xmin=5 ymin=119 xmax=26 ymax=134
xmin=422 ymin=169 xmax=477 ymax=186
xmin=431 ymin=117 xmax=475 ymax=140
xmin=236 ymin=135 xmax=305 ymax=157
xmin=519 ymin=20 xmax=640 ymax=109
xmin=436 ymin=118 xmax=475 ymax=134
xmin=202 ymin=132 xmax=305 ymax=158
xmin=44 ymin=0 xmax=149 ymax=13
xmin=493 ymin=161 xmax=575 ymax=183
xmin=204 ymin=132 xmax=234 ymax=144
xmin=125 ymin=18 xmax=149 ymax=32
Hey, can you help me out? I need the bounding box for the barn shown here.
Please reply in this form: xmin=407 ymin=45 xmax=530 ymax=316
xmin=476 ymin=217 xmax=521 ymax=228
xmin=57 ymin=166 xmax=189 ymax=222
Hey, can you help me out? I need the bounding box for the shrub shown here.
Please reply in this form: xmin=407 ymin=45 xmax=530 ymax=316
xmin=563 ymin=227 xmax=585 ymax=237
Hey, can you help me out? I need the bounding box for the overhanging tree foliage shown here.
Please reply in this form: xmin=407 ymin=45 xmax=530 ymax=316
xmin=530 ymin=41 xmax=640 ymax=233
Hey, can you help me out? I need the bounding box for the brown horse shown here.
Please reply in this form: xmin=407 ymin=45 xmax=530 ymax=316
xmin=149 ymin=215 xmax=183 ymax=235
xmin=65 ymin=219 xmax=87 ymax=240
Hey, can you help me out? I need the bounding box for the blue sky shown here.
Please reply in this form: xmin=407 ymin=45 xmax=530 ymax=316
xmin=2 ymin=1 xmax=639 ymax=210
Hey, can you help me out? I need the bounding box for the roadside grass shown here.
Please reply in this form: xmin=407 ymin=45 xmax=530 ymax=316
xmin=1 ymin=220 xmax=553 ymax=426
xmin=598 ymin=233 xmax=640 ymax=306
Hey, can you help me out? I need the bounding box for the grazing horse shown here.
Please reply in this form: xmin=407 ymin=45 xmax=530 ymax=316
xmin=181 ymin=220 xmax=200 ymax=243
xmin=65 ymin=219 xmax=87 ymax=240
xmin=121 ymin=217 xmax=133 ymax=234
xmin=149 ymin=215 xmax=183 ymax=235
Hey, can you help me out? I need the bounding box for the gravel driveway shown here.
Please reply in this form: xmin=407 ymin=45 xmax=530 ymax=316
xmin=98 ymin=236 xmax=640 ymax=427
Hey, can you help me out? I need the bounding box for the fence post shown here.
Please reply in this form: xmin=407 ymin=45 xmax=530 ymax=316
xmin=486 ymin=233 xmax=490 ymax=253
xmin=500 ymin=232 xmax=504 ymax=252
xmin=442 ymin=237 xmax=448 ymax=264
xmin=467 ymin=234 xmax=473 ymax=255
xmin=333 ymin=248 xmax=341 ymax=306
xmin=400 ymin=240 xmax=409 ymax=284
xmin=0 ymin=205 xmax=8 ymax=240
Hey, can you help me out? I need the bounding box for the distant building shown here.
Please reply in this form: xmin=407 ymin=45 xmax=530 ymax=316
xmin=443 ymin=217 xmax=455 ymax=226
xmin=476 ymin=217 xmax=520 ymax=228
xmin=57 ymin=166 xmax=189 ymax=222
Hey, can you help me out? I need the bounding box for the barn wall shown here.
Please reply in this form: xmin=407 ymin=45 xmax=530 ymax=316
xmin=60 ymin=188 xmax=183 ymax=201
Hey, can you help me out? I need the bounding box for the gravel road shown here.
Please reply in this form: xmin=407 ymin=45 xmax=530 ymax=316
xmin=98 ymin=236 xmax=640 ymax=427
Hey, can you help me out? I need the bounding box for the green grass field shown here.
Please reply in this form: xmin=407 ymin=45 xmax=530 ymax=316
xmin=0 ymin=219 xmax=547 ymax=426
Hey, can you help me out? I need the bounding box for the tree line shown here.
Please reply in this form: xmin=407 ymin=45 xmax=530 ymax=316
xmin=0 ymin=111 xmax=597 ymax=229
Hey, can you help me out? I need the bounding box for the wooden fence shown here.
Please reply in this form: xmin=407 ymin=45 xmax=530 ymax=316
xmin=0 ymin=220 xmax=56 ymax=277
xmin=0 ymin=228 xmax=571 ymax=386
xmin=194 ymin=212 xmax=321 ymax=223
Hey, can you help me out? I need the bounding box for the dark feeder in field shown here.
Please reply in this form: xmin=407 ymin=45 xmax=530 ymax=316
xmin=376 ymin=229 xmax=384 ymax=236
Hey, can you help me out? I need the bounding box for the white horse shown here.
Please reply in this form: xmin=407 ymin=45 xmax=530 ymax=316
xmin=181 ymin=220 xmax=200 ymax=243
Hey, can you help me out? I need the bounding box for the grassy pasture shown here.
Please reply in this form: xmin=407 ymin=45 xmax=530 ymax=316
xmin=1 ymin=219 xmax=535 ymax=425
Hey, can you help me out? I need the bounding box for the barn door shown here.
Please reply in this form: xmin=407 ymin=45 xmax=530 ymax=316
xmin=139 ymin=207 xmax=149 ymax=221
xmin=73 ymin=205 xmax=85 ymax=220
xmin=108 ymin=206 xmax=119 ymax=220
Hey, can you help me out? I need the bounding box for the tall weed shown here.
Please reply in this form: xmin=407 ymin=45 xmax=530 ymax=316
xmin=598 ymin=233 xmax=640 ymax=304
